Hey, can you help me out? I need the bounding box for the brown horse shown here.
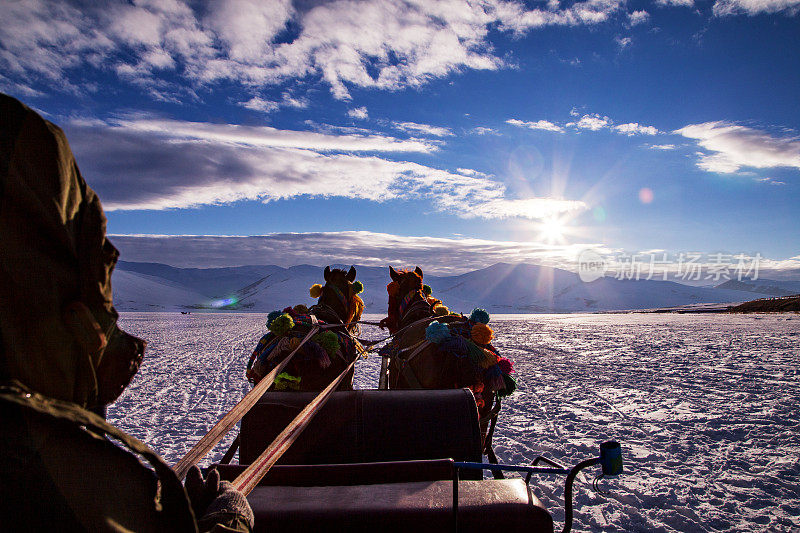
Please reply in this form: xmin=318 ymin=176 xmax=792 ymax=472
xmin=248 ymin=266 xmax=364 ymax=392
xmin=383 ymin=266 xmax=503 ymax=465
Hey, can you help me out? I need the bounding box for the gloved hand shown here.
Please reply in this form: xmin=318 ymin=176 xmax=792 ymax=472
xmin=185 ymin=466 xmax=254 ymax=531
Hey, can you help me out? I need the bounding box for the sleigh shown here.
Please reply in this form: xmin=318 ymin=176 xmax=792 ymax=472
xmin=212 ymin=388 xmax=621 ymax=533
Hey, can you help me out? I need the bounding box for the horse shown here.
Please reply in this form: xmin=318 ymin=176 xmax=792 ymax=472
xmin=382 ymin=266 xmax=506 ymax=468
xmin=247 ymin=266 xmax=364 ymax=392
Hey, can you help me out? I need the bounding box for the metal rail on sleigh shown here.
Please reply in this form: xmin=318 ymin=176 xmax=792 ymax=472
xmin=452 ymin=441 xmax=624 ymax=533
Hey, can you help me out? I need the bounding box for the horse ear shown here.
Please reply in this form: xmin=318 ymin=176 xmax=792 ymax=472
xmin=324 ymin=266 xmax=331 ymax=282
xmin=389 ymin=266 xmax=400 ymax=282
xmin=414 ymin=266 xmax=423 ymax=280
xmin=346 ymin=266 xmax=356 ymax=282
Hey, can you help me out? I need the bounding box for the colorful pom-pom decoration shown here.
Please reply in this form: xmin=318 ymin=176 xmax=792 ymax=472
xmin=274 ymin=372 xmax=301 ymax=391
xmin=293 ymin=304 xmax=310 ymax=315
xmin=352 ymin=280 xmax=364 ymax=294
xmin=433 ymin=304 xmax=450 ymax=316
xmin=266 ymin=310 xmax=282 ymax=327
xmin=309 ymin=283 xmax=323 ymax=298
xmin=422 ymin=284 xmax=432 ymax=296
xmin=469 ymin=308 xmax=490 ymax=324
xmin=313 ymin=331 xmax=340 ymax=356
xmin=268 ymin=313 xmax=294 ymax=336
xmin=497 ymin=356 xmax=514 ymax=374
xmin=471 ymin=323 xmax=494 ymax=345
xmin=425 ymin=321 xmax=451 ymax=344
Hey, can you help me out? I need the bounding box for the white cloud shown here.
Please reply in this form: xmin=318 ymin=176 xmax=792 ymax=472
xmin=615 ymin=123 xmax=660 ymax=135
xmin=65 ymin=117 xmax=587 ymax=219
xmin=506 ymin=118 xmax=565 ymax=133
xmin=109 ymin=231 xmax=608 ymax=274
xmin=204 ymin=0 xmax=294 ymax=62
xmin=347 ymin=107 xmax=369 ymax=120
xmin=112 ymin=117 xmax=436 ymax=153
xmin=713 ymin=0 xmax=800 ymax=15
xmin=510 ymin=113 xmax=663 ymax=138
xmin=471 ymin=126 xmax=500 ymax=135
xmin=628 ymin=10 xmax=651 ymax=24
xmin=615 ymin=36 xmax=633 ymax=49
xmin=649 ymin=144 xmax=676 ymax=150
xmin=392 ymin=121 xmax=454 ymax=137
xmin=495 ymin=0 xmax=625 ymax=32
xmin=0 ymin=0 xmax=629 ymax=100
xmin=239 ymin=92 xmax=308 ymax=114
xmin=573 ymin=113 xmax=612 ymax=131
xmin=240 ymin=97 xmax=279 ymax=114
xmin=676 ymin=121 xmax=800 ymax=173
xmin=754 ymin=177 xmax=787 ymax=185
xmin=655 ymin=0 xmax=695 ymax=6
xmin=108 ymin=233 xmax=800 ymax=280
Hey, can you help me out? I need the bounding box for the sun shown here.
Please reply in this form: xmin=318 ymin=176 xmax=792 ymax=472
xmin=539 ymin=216 xmax=566 ymax=243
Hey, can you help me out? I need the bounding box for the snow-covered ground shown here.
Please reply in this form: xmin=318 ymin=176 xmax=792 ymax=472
xmin=109 ymin=312 xmax=800 ymax=532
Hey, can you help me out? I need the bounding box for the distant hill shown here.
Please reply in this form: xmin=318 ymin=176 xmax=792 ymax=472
xmin=728 ymin=295 xmax=800 ymax=313
xmin=112 ymin=261 xmax=778 ymax=313
xmin=715 ymin=278 xmax=800 ymax=297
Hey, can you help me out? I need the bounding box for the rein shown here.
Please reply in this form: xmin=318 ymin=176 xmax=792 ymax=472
xmin=174 ymin=315 xmax=429 ymax=477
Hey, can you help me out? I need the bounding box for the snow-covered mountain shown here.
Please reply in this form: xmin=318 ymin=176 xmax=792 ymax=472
xmin=715 ymin=278 xmax=800 ymax=297
xmin=113 ymin=261 xmax=776 ymax=313
xmin=112 ymin=270 xmax=212 ymax=311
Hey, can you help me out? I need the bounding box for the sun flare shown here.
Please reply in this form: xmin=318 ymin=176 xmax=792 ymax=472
xmin=539 ymin=216 xmax=566 ymax=243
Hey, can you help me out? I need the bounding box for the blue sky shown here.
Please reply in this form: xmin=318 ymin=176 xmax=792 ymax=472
xmin=2 ymin=0 xmax=799 ymax=276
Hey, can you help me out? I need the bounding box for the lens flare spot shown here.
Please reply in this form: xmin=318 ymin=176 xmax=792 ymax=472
xmin=211 ymin=297 xmax=238 ymax=308
xmin=638 ymin=188 xmax=654 ymax=204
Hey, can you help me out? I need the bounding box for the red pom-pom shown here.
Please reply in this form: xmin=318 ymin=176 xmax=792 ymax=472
xmin=497 ymin=357 xmax=514 ymax=374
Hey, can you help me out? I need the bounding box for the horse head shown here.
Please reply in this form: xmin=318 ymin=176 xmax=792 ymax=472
xmin=315 ymin=266 xmax=363 ymax=327
xmin=387 ymin=266 xmax=431 ymax=329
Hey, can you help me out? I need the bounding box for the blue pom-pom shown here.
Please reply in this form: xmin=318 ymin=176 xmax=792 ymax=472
xmin=425 ymin=321 xmax=451 ymax=344
xmin=267 ymin=310 xmax=282 ymax=327
xmin=470 ymin=308 xmax=490 ymax=324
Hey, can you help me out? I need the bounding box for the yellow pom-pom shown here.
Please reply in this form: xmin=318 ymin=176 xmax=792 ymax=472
xmin=309 ymin=284 xmax=323 ymax=298
xmin=471 ymin=323 xmax=494 ymax=344
xmin=433 ymin=304 xmax=450 ymax=316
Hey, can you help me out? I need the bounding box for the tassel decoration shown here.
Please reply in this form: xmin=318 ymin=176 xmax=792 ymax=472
xmin=465 ymin=339 xmax=485 ymax=365
xmin=479 ymin=348 xmax=498 ymax=369
xmin=485 ymin=365 xmax=505 ymax=392
xmin=498 ymin=373 xmax=517 ymax=398
xmin=439 ymin=334 xmax=469 ymax=357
